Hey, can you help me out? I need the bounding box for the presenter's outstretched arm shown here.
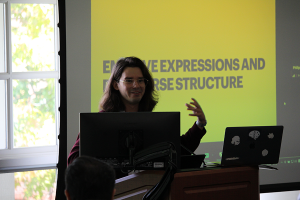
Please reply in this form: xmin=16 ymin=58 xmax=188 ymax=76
xmin=185 ymin=98 xmax=207 ymax=130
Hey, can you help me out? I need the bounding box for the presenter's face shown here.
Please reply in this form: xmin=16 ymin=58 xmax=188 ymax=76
xmin=114 ymin=67 xmax=146 ymax=106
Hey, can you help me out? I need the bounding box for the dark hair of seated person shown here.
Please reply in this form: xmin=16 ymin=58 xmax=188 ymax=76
xmin=65 ymin=156 xmax=116 ymax=200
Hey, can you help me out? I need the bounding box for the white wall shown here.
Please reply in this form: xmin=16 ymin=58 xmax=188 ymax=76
xmin=65 ymin=0 xmax=91 ymax=156
xmin=261 ymin=190 xmax=300 ymax=200
xmin=0 ymin=173 xmax=14 ymax=199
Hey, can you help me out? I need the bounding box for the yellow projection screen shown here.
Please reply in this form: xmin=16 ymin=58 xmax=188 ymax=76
xmin=86 ymin=0 xmax=300 ymax=188
xmin=91 ymin=0 xmax=276 ymax=143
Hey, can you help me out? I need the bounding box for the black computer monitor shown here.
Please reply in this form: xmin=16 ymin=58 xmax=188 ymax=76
xmin=79 ymin=112 xmax=181 ymax=170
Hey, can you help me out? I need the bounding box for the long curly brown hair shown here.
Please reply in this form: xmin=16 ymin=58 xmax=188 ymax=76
xmin=99 ymin=57 xmax=158 ymax=112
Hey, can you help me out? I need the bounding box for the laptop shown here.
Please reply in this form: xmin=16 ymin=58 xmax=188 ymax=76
xmin=220 ymin=125 xmax=284 ymax=167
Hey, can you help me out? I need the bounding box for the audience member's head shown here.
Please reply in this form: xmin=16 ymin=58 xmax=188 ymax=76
xmin=65 ymin=156 xmax=116 ymax=200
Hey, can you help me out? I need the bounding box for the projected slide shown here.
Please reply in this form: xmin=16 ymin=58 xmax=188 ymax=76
xmin=84 ymin=0 xmax=300 ymax=186
xmin=91 ymin=0 xmax=276 ymax=144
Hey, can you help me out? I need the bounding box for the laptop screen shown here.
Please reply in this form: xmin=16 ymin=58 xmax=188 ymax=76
xmin=221 ymin=126 xmax=284 ymax=166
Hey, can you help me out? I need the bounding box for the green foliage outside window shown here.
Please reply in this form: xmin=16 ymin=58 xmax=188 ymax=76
xmin=15 ymin=169 xmax=56 ymax=200
xmin=11 ymin=4 xmax=57 ymax=199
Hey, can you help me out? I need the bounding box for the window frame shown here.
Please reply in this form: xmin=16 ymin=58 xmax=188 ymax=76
xmin=0 ymin=0 xmax=59 ymax=173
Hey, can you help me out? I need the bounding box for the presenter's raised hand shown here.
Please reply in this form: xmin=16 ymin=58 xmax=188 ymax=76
xmin=185 ymin=98 xmax=207 ymax=129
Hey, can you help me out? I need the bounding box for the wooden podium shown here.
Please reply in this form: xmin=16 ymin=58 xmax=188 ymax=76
xmin=114 ymin=166 xmax=259 ymax=200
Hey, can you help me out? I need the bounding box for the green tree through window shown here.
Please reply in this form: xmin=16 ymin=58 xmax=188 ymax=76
xmin=10 ymin=4 xmax=57 ymax=199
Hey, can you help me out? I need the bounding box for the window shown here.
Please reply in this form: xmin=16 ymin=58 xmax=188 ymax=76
xmin=0 ymin=0 xmax=58 ymax=199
